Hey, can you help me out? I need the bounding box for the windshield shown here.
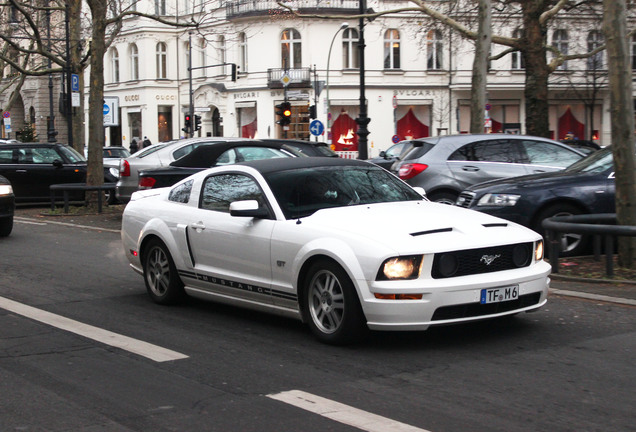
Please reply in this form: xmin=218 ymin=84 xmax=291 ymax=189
xmin=59 ymin=145 xmax=86 ymax=162
xmin=564 ymin=147 xmax=614 ymax=174
xmin=265 ymin=165 xmax=423 ymax=219
xmin=136 ymin=141 xmax=174 ymax=158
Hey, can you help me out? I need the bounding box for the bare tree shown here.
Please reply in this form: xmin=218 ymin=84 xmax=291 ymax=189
xmin=470 ymin=0 xmax=491 ymax=133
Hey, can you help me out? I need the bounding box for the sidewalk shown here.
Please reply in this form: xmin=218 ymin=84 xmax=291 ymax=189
xmin=14 ymin=205 xmax=636 ymax=306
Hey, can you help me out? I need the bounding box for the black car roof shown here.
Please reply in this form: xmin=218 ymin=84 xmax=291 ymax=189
xmin=171 ymin=140 xmax=299 ymax=167
xmin=238 ymin=156 xmax=373 ymax=174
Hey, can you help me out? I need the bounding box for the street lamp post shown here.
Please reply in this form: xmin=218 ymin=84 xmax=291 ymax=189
xmin=356 ymin=0 xmax=370 ymax=159
xmin=46 ymin=4 xmax=57 ymax=143
xmin=325 ymin=22 xmax=349 ymax=145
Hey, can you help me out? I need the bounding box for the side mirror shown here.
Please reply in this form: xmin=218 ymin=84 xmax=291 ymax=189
xmin=52 ymin=159 xmax=63 ymax=168
xmin=412 ymin=187 xmax=426 ymax=198
xmin=379 ymin=150 xmax=387 ymax=158
xmin=229 ymin=200 xmax=270 ymax=219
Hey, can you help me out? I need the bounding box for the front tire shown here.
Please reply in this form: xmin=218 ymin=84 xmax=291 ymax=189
xmin=534 ymin=203 xmax=587 ymax=257
xmin=428 ymin=191 xmax=458 ymax=205
xmin=0 ymin=216 xmax=13 ymax=237
xmin=142 ymin=239 xmax=184 ymax=304
xmin=302 ymin=259 xmax=366 ymax=345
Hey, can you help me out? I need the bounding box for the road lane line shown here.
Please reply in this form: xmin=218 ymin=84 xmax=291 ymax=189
xmin=15 ymin=217 xmax=120 ymax=233
xmin=0 ymin=296 xmax=188 ymax=362
xmin=267 ymin=390 xmax=431 ymax=432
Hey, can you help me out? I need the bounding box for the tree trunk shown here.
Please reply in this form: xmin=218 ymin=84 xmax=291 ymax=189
xmin=521 ymin=3 xmax=550 ymax=138
xmin=603 ymin=0 xmax=636 ymax=268
xmin=470 ymin=0 xmax=492 ymax=133
xmin=86 ymin=1 xmax=106 ymax=190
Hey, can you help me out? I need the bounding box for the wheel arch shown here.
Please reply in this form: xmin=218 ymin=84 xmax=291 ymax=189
xmin=529 ymin=198 xmax=590 ymax=231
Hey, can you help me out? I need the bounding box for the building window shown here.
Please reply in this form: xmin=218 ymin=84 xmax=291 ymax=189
xmin=128 ymin=0 xmax=137 ymax=11
xmin=156 ymin=42 xmax=167 ymax=79
xmin=587 ymin=31 xmax=604 ymax=70
xmin=553 ymin=29 xmax=568 ymax=70
xmin=384 ymin=29 xmax=400 ymax=69
xmin=239 ymin=32 xmax=248 ymax=73
xmin=426 ymin=30 xmax=443 ymax=70
xmin=155 ymin=0 xmax=166 ymax=15
xmin=130 ymin=44 xmax=139 ymax=80
xmin=111 ymin=48 xmax=120 ymax=83
xmin=217 ymin=35 xmax=226 ymax=75
xmin=511 ymin=29 xmax=524 ymax=70
xmin=199 ymin=38 xmax=207 ymax=77
xmin=342 ymin=28 xmax=359 ymax=69
xmin=281 ymin=28 xmax=301 ymax=69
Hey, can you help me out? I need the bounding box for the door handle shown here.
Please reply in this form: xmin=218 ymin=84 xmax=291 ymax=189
xmin=462 ymin=166 xmax=479 ymax=172
xmin=16 ymin=169 xmax=27 ymax=173
xmin=190 ymin=222 xmax=206 ymax=232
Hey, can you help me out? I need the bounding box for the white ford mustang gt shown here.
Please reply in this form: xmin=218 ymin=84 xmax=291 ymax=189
xmin=122 ymin=157 xmax=550 ymax=344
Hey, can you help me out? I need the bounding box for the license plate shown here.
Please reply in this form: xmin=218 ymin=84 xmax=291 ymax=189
xmin=480 ymin=285 xmax=519 ymax=304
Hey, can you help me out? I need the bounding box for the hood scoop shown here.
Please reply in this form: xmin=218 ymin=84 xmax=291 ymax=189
xmin=410 ymin=227 xmax=453 ymax=237
xmin=483 ymin=223 xmax=508 ymax=228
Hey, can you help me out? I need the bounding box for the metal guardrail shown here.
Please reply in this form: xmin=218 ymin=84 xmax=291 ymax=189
xmin=542 ymin=213 xmax=636 ymax=277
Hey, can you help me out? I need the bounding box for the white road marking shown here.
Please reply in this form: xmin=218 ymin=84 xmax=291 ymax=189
xmin=15 ymin=217 xmax=120 ymax=233
xmin=267 ymin=390 xmax=431 ymax=432
xmin=0 ymin=296 xmax=188 ymax=362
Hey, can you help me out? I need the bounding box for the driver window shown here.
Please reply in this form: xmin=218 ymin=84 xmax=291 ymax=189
xmin=200 ymin=173 xmax=265 ymax=213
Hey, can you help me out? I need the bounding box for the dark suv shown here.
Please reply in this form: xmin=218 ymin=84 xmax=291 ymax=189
xmin=0 ymin=174 xmax=14 ymax=236
xmin=0 ymin=142 xmax=117 ymax=202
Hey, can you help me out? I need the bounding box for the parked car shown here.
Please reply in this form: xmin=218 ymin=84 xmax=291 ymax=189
xmin=262 ymin=139 xmax=339 ymax=158
xmin=0 ymin=142 xmax=118 ymax=203
xmin=392 ymin=134 xmax=587 ymax=204
xmin=116 ymin=137 xmax=244 ymax=203
xmin=367 ymin=140 xmax=415 ymax=170
xmin=138 ymin=140 xmax=303 ymax=190
xmin=0 ymin=174 xmax=15 ymax=237
xmin=559 ymin=139 xmax=602 ymax=155
xmin=456 ymin=147 xmax=616 ymax=256
xmin=122 ymin=157 xmax=550 ymax=345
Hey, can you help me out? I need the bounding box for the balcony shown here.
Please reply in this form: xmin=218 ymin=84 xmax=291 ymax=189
xmin=226 ymin=0 xmax=359 ymax=19
xmin=267 ymin=68 xmax=313 ymax=89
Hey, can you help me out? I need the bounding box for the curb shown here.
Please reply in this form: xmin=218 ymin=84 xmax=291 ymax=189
xmin=549 ymin=288 xmax=636 ymax=306
xmin=550 ymin=273 xmax=636 ymax=285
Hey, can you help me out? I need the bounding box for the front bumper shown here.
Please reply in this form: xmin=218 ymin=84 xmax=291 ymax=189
xmin=361 ymin=262 xmax=551 ymax=331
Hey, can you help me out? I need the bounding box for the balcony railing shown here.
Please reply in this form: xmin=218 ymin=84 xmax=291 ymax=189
xmin=226 ymin=0 xmax=359 ymax=19
xmin=267 ymin=68 xmax=312 ymax=89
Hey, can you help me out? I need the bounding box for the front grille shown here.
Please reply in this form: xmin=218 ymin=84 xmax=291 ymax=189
xmin=431 ymin=292 xmax=542 ymax=321
xmin=431 ymin=242 xmax=533 ymax=279
xmin=456 ymin=191 xmax=475 ymax=208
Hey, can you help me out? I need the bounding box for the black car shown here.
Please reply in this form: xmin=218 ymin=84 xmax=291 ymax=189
xmin=367 ymin=140 xmax=415 ymax=170
xmin=138 ymin=140 xmax=303 ymax=190
xmin=456 ymin=147 xmax=616 ymax=256
xmin=0 ymin=142 xmax=118 ymax=202
xmin=0 ymin=174 xmax=15 ymax=236
xmin=261 ymin=139 xmax=339 ymax=158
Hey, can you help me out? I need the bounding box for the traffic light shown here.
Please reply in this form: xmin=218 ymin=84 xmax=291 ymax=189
xmin=182 ymin=114 xmax=192 ymax=135
xmin=275 ymin=101 xmax=292 ymax=127
xmin=309 ymin=105 xmax=317 ymax=119
xmin=231 ymin=63 xmax=238 ymax=82
xmin=194 ymin=115 xmax=202 ymax=131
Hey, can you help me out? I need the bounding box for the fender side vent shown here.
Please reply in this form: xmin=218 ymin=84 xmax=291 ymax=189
xmin=411 ymin=227 xmax=453 ymax=237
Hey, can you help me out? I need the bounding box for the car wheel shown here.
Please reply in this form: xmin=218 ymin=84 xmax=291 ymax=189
xmin=534 ymin=204 xmax=587 ymax=257
xmin=0 ymin=216 xmax=13 ymax=237
xmin=143 ymin=239 xmax=184 ymax=304
xmin=104 ymin=189 xmax=117 ymax=205
xmin=302 ymin=259 xmax=366 ymax=345
xmin=429 ymin=191 xmax=458 ymax=205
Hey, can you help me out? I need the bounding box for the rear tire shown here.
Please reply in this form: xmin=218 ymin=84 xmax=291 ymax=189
xmin=534 ymin=204 xmax=587 ymax=257
xmin=428 ymin=191 xmax=458 ymax=205
xmin=142 ymin=239 xmax=185 ymax=304
xmin=302 ymin=259 xmax=366 ymax=345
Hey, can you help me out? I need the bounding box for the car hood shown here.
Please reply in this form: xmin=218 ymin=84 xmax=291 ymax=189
xmin=466 ymin=169 xmax=603 ymax=193
xmin=301 ymin=201 xmax=539 ymax=254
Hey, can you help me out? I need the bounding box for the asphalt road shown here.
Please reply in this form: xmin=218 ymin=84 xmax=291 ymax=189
xmin=1 ymin=217 xmax=635 ymax=432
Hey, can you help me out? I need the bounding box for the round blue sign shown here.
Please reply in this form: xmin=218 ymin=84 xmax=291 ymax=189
xmin=310 ymin=119 xmax=324 ymax=136
xmin=103 ymin=103 xmax=110 ymax=116
xmin=392 ymin=134 xmax=400 ymax=143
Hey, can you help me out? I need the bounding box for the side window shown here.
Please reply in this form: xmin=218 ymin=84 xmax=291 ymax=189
xmin=200 ymin=174 xmax=265 ymax=213
xmin=450 ymin=141 xmax=518 ymax=163
xmin=0 ymin=149 xmax=13 ymax=163
xmin=234 ymin=146 xmax=288 ymax=162
xmin=520 ymin=141 xmax=581 ymax=168
xmin=172 ymin=144 xmax=196 ymax=160
xmin=168 ymin=180 xmax=193 ymax=203
xmin=216 ymin=149 xmax=237 ymax=165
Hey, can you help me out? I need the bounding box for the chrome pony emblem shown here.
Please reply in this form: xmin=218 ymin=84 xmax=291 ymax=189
xmin=480 ymin=254 xmax=501 ymax=266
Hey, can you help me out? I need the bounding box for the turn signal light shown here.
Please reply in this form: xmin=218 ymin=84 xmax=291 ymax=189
xmin=374 ymin=293 xmax=423 ymax=300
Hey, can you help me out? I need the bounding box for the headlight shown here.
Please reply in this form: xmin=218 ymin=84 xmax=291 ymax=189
xmin=376 ymin=255 xmax=423 ymax=280
xmin=535 ymin=240 xmax=544 ymax=261
xmin=109 ymin=167 xmax=120 ymax=178
xmin=477 ymin=193 xmax=520 ymax=207
xmin=0 ymin=184 xmax=13 ymax=196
